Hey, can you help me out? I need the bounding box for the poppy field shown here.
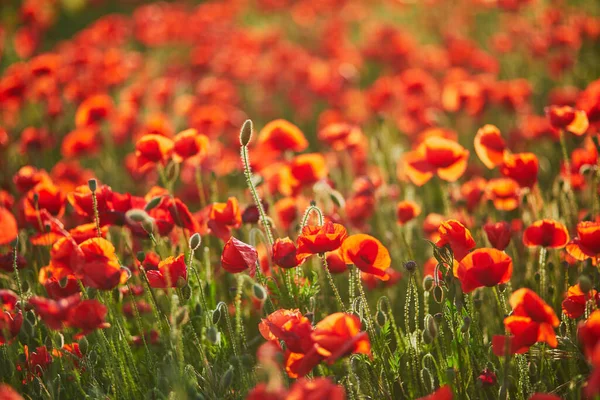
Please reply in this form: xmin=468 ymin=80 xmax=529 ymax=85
xmin=1 ymin=0 xmax=600 ymax=399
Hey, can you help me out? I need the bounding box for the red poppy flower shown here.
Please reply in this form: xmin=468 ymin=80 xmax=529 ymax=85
xmin=221 ymin=237 xmax=259 ymax=275
xmin=496 ymin=288 xmax=559 ymax=354
xmin=545 ymin=105 xmax=589 ymax=135
xmin=67 ymin=299 xmax=110 ymax=339
xmin=484 ymin=221 xmax=512 ymax=251
xmin=528 ymin=394 xmax=561 ymax=400
xmin=456 ymin=248 xmax=513 ymax=293
xmin=274 ymin=197 xmax=298 ymax=230
xmin=485 ymin=178 xmax=520 ymax=211
xmin=578 ymin=310 xmax=600 ymax=363
xmin=29 ymin=294 xmax=82 ymax=330
xmin=20 ymin=346 xmax=53 ymax=380
xmin=523 ymin=219 xmax=569 ymax=249
xmin=562 ymin=284 xmax=598 ymax=319
xmin=312 ymin=313 xmax=371 ymax=363
xmin=435 ymin=220 xmax=476 ymax=261
xmin=61 ymin=127 xmax=101 ymax=159
xmin=500 ymin=153 xmax=539 ymax=188
xmin=290 ymin=153 xmax=328 ymax=186
xmin=272 ymin=238 xmax=307 ymax=269
xmin=0 ymin=384 xmax=23 ymax=400
xmin=0 ymin=290 xmax=22 ymax=345
xmin=402 ymin=136 xmax=469 ymax=186
xmin=247 ymin=383 xmax=287 ymax=400
xmin=258 ymin=119 xmax=308 ymax=153
xmin=416 ymin=385 xmax=453 ymax=400
xmin=146 ymin=254 xmax=187 ymax=288
xmin=208 ymin=197 xmax=242 ymax=240
xmin=396 ymin=200 xmax=421 ymax=224
xmin=326 ymin=250 xmax=348 ymax=274
xmin=173 ymin=128 xmax=209 ymax=162
xmin=0 ymin=207 xmax=18 ymax=246
xmin=285 ymin=347 xmax=325 ymax=379
xmin=287 ymin=377 xmax=346 ymax=400
xmin=318 ymin=123 xmax=362 ymax=151
xmin=259 ymin=309 xmax=315 ymax=354
xmin=23 ymin=181 xmax=66 ymax=225
xmin=75 ymin=94 xmax=113 ymax=128
xmin=77 ymin=238 xmax=125 ymax=290
xmin=67 ymin=184 xmax=113 ymax=219
xmin=341 ymin=234 xmax=391 ymax=279
xmin=297 ymin=221 xmax=348 ymax=257
xmin=135 ymin=134 xmax=174 ymax=172
xmin=474 ymin=124 xmax=506 ymax=169
xmin=566 ymin=221 xmax=600 ymax=261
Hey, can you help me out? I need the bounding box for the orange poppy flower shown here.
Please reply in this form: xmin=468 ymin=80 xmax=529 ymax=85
xmin=146 ymin=254 xmax=187 ymax=288
xmin=318 ymin=123 xmax=363 ymax=151
xmin=221 ymin=237 xmax=259 ymax=275
xmin=76 ymin=238 xmax=125 ymax=290
xmin=578 ymin=310 xmax=600 ymax=364
xmin=485 ymin=178 xmax=520 ymax=211
xmin=417 ymin=385 xmax=453 ymax=400
xmin=274 ymin=197 xmax=298 ymax=231
xmin=173 ymin=128 xmax=209 ymax=162
xmin=460 ymin=177 xmax=487 ymax=212
xmin=562 ymin=284 xmax=598 ymax=319
xmin=287 ymin=378 xmax=346 ymax=400
xmin=402 ymin=136 xmax=469 ymax=186
xmin=341 ymin=234 xmax=391 ymax=279
xmin=61 ymin=127 xmax=100 ymax=159
xmin=456 ymin=248 xmax=513 ymax=293
xmin=258 ymin=119 xmax=308 ymax=153
xmin=66 ymin=299 xmax=110 ymax=339
xmin=290 ymin=153 xmax=328 ymax=186
xmin=135 ymin=134 xmax=174 ymax=172
xmin=523 ymin=219 xmax=569 ymax=249
xmin=13 ymin=165 xmax=51 ymax=193
xmin=272 ymin=238 xmax=307 ymax=269
xmin=396 ymin=200 xmax=421 ymax=224
xmin=285 ymin=347 xmax=324 ymax=379
xmin=435 ymin=220 xmax=476 ymax=261
xmin=566 ymin=221 xmax=600 ymax=261
xmin=208 ymin=197 xmax=242 ymax=240
xmin=297 ymin=221 xmax=348 ymax=257
xmin=67 ymin=184 xmax=112 ymax=219
xmin=474 ymin=124 xmax=507 ymax=169
xmin=259 ymin=309 xmax=314 ymax=354
xmin=483 ymin=221 xmax=511 ymax=251
xmin=545 ymin=105 xmax=589 ymax=135
xmin=498 ymin=288 xmax=559 ymax=354
xmin=311 ymin=313 xmax=371 ymax=363
xmin=500 ymin=152 xmax=539 ymax=188
xmin=0 ymin=207 xmax=18 ymax=245
xmin=326 ymin=250 xmax=348 ymax=274
xmin=75 ymin=94 xmax=113 ymax=128
xmin=24 ymin=181 xmax=66 ymax=223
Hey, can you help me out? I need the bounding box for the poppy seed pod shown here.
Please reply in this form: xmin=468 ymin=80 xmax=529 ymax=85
xmin=87 ymin=178 xmax=97 ymax=192
xmin=403 ymin=260 xmax=417 ymax=273
xmin=136 ymin=251 xmax=146 ymax=262
xmin=240 ymin=119 xmax=253 ymax=146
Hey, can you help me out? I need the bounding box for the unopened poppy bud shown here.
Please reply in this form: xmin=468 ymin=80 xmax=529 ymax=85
xmin=136 ymin=251 xmax=146 ymax=262
xmin=240 ymin=119 xmax=253 ymax=146
xmin=33 ymin=193 xmax=39 ymax=205
xmin=421 ymin=367 xmax=434 ymax=393
xmin=461 ymin=316 xmax=471 ymax=333
xmin=547 ymin=262 xmax=554 ymax=272
xmin=221 ymin=366 xmax=234 ymax=388
xmin=212 ymin=308 xmax=222 ymax=325
xmin=88 ymin=178 xmax=97 ymax=192
xmin=44 ymin=335 xmax=53 ymax=350
xmin=126 ymin=209 xmax=150 ymax=223
xmin=88 ymin=350 xmax=98 ymax=365
xmin=252 ymin=284 xmax=267 ymax=301
xmin=79 ymin=337 xmax=89 ymax=355
xmin=434 ymin=313 xmax=443 ymax=323
xmin=59 ymin=276 xmax=69 ymax=288
xmin=376 ymin=310 xmax=387 ymax=327
xmin=144 ymin=196 xmax=162 ymax=211
xmin=422 ymin=329 xmax=433 ymax=344
xmin=534 ymin=272 xmax=540 ymax=282
xmin=432 ymin=285 xmax=444 ymax=304
xmin=207 ymin=326 xmax=220 ymax=344
xmin=176 ymin=276 xmax=187 ymax=289
xmin=426 ymin=314 xmax=438 ymax=339
xmin=189 ymin=233 xmax=202 ymax=251
xmin=304 ymin=312 xmax=314 ymax=323
xmin=559 ymin=321 xmax=567 ymax=336
xmin=403 ymin=260 xmax=417 ymax=273
xmin=580 ymin=164 xmax=593 ymax=175
xmin=579 ymin=275 xmax=593 ymax=293
xmin=423 ymin=276 xmax=434 ymax=291
xmin=141 ymin=218 xmax=155 ymax=234
xmin=180 ymin=284 xmax=192 ymax=301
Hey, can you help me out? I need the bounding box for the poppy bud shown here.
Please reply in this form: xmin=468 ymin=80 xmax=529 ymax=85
xmin=59 ymin=276 xmax=69 ymax=288
xmin=579 ymin=275 xmax=593 ymax=293
xmin=207 ymin=326 xmax=220 ymax=344
xmin=461 ymin=316 xmax=471 ymax=333
xmin=426 ymin=314 xmax=438 ymax=339
xmin=403 ymin=260 xmax=417 ymax=273
xmin=376 ymin=310 xmax=387 ymax=327
xmin=221 ymin=366 xmax=234 ymax=388
xmin=252 ymin=284 xmax=267 ymax=302
xmin=421 ymin=367 xmax=434 ymax=393
xmin=180 ymin=284 xmax=192 ymax=301
xmin=144 ymin=196 xmax=163 ymax=212
xmin=547 ymin=262 xmax=554 ymax=272
xmin=126 ymin=209 xmax=150 ymax=223
xmin=137 ymin=251 xmax=146 ymax=262
xmin=240 ymin=119 xmax=253 ymax=146
xmin=88 ymin=178 xmax=97 ymax=192
xmin=559 ymin=321 xmax=567 ymax=336
xmin=304 ymin=312 xmax=314 ymax=323
xmin=432 ymin=285 xmax=444 ymax=304
xmin=141 ymin=218 xmax=155 ymax=234
xmin=534 ymin=272 xmax=540 ymax=282
xmin=44 ymin=335 xmax=53 ymax=351
xmin=189 ymin=233 xmax=202 ymax=251
xmin=422 ymin=329 xmax=433 ymax=344
xmin=79 ymin=337 xmax=89 ymax=355
xmin=434 ymin=313 xmax=443 ymax=323
xmin=212 ymin=307 xmax=222 ymax=324
xmin=423 ymin=276 xmax=434 ymax=291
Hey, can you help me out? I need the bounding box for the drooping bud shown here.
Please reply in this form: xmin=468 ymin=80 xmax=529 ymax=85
xmin=579 ymin=275 xmax=593 ymax=293
xmin=423 ymin=276 xmax=434 ymax=291
xmin=126 ymin=209 xmax=150 ymax=223
xmin=376 ymin=310 xmax=387 ymax=327
xmin=240 ymin=119 xmax=253 ymax=146
xmin=221 ymin=366 xmax=234 ymax=388
xmin=189 ymin=233 xmax=202 ymax=251
xmin=425 ymin=314 xmax=438 ymax=339
xmin=432 ymin=285 xmax=444 ymax=304
xmin=212 ymin=308 xmax=222 ymax=325
xmin=252 ymin=283 xmax=267 ymax=302
xmin=207 ymin=326 xmax=221 ymax=345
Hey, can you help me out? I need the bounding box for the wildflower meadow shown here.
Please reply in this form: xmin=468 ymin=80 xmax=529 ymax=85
xmin=1 ymin=0 xmax=600 ymax=399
